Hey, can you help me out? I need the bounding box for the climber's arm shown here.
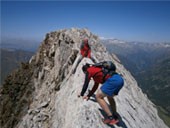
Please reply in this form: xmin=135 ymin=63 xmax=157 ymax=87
xmin=87 ymin=82 xmax=99 ymax=97
xmin=80 ymin=72 xmax=90 ymax=96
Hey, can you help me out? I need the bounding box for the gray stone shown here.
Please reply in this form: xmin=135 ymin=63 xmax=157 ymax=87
xmin=17 ymin=28 xmax=168 ymax=128
xmin=38 ymin=102 xmax=49 ymax=109
xmin=28 ymin=109 xmax=40 ymax=115
xmin=36 ymin=113 xmax=49 ymax=122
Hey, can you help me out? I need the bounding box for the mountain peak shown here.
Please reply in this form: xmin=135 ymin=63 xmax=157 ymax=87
xmin=0 ymin=28 xmax=168 ymax=128
xmin=100 ymin=38 xmax=126 ymax=44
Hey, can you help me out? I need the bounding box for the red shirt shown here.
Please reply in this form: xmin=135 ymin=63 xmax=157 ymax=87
xmin=80 ymin=43 xmax=91 ymax=58
xmin=87 ymin=67 xmax=111 ymax=84
xmin=81 ymin=67 xmax=111 ymax=97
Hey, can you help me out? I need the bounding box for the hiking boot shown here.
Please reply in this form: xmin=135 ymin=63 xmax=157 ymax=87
xmin=109 ymin=118 xmax=119 ymax=125
xmin=102 ymin=118 xmax=112 ymax=124
xmin=102 ymin=118 xmax=119 ymax=125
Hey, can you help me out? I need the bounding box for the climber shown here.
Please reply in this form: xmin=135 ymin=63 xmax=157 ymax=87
xmin=78 ymin=62 xmax=124 ymax=125
xmin=72 ymin=38 xmax=96 ymax=74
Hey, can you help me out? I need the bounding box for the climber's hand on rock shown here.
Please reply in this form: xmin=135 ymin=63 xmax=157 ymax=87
xmin=78 ymin=93 xmax=81 ymax=97
xmin=82 ymin=96 xmax=89 ymax=101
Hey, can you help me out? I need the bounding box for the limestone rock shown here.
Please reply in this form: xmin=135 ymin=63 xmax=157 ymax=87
xmin=1 ymin=28 xmax=167 ymax=128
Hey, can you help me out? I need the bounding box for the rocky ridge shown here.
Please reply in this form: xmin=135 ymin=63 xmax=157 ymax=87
xmin=0 ymin=28 xmax=168 ymax=128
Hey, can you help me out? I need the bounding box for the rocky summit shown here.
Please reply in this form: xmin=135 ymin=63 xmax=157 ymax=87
xmin=0 ymin=28 xmax=168 ymax=128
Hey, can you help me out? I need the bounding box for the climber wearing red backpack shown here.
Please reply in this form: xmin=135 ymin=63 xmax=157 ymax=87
xmin=72 ymin=38 xmax=96 ymax=74
xmin=78 ymin=61 xmax=124 ymax=125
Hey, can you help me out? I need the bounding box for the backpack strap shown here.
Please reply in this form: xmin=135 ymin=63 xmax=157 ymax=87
xmin=93 ymin=70 xmax=102 ymax=78
xmin=92 ymin=68 xmax=117 ymax=83
xmin=102 ymin=70 xmax=118 ymax=82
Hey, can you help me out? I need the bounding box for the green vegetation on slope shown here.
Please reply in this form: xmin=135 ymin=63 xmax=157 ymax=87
xmin=0 ymin=62 xmax=35 ymax=128
xmin=137 ymin=56 xmax=170 ymax=117
xmin=157 ymin=106 xmax=170 ymax=128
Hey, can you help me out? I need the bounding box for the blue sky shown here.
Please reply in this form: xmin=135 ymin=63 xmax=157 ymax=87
xmin=1 ymin=1 xmax=170 ymax=43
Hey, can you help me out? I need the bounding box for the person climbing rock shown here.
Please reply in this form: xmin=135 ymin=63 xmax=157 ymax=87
xmin=78 ymin=61 xmax=124 ymax=125
xmin=72 ymin=38 xmax=96 ymax=74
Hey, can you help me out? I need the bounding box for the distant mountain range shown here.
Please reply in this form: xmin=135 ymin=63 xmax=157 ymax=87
xmin=1 ymin=37 xmax=38 ymax=85
xmin=102 ymin=38 xmax=170 ymax=75
xmin=1 ymin=37 xmax=40 ymax=52
xmin=101 ymin=38 xmax=170 ymax=126
xmin=0 ymin=49 xmax=34 ymax=85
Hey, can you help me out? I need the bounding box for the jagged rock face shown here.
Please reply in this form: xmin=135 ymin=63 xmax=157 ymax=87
xmin=0 ymin=28 xmax=168 ymax=128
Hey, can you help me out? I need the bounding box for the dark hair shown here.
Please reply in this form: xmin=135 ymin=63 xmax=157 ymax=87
xmin=82 ymin=64 xmax=90 ymax=72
